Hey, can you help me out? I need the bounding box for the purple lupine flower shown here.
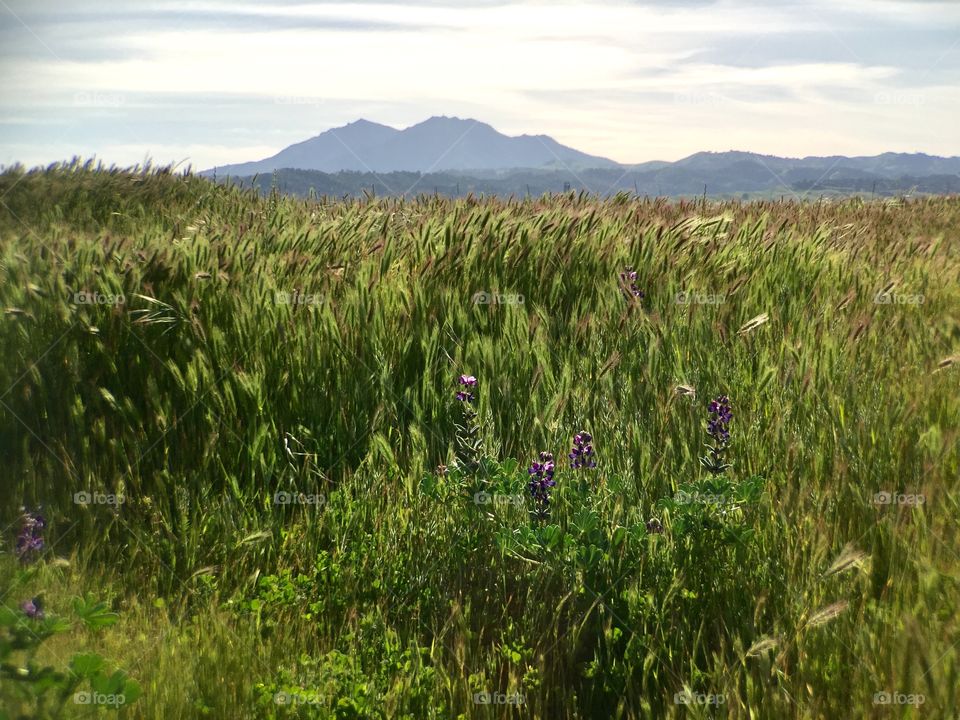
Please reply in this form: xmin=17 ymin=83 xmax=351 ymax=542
xmin=20 ymin=598 xmax=44 ymax=620
xmin=14 ymin=507 xmax=46 ymax=564
xmin=456 ymin=374 xmax=477 ymax=402
xmin=569 ymin=431 xmax=597 ymax=470
xmin=706 ymin=395 xmax=732 ymax=446
xmin=620 ymin=267 xmax=644 ymax=299
xmin=453 ymin=374 xmax=484 ymax=473
xmin=528 ymin=451 xmax=556 ymax=519
xmin=701 ymin=395 xmax=733 ymax=475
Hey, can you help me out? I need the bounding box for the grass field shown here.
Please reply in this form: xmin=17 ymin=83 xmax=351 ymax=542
xmin=1 ymin=161 xmax=959 ymax=719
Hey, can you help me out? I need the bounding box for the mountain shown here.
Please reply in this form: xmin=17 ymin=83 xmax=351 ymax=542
xmin=202 ymin=119 xmax=959 ymax=197
xmin=204 ymin=116 xmax=619 ymax=176
xmin=204 ymin=119 xmax=398 ymax=177
xmin=652 ymin=150 xmax=960 ymax=181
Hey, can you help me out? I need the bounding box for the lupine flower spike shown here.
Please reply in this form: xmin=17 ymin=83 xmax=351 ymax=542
xmin=700 ymin=395 xmax=733 ymax=475
xmin=15 ymin=507 xmax=46 ymax=565
xmin=453 ymin=374 xmax=483 ymax=474
xmin=569 ymin=431 xmax=597 ymax=470
xmin=455 ymin=374 xmax=477 ymax=403
xmin=620 ymin=267 xmax=644 ymax=300
xmin=528 ymin=452 xmax=556 ymax=521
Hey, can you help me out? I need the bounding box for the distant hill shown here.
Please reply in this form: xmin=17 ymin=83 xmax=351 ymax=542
xmin=664 ymin=150 xmax=960 ymax=179
xmin=214 ymin=163 xmax=960 ymax=201
xmin=201 ymin=117 xmax=959 ymax=198
xmin=204 ymin=117 xmax=619 ymax=176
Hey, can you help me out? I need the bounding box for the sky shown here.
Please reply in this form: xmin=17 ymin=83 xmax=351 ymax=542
xmin=0 ymin=0 xmax=958 ymax=170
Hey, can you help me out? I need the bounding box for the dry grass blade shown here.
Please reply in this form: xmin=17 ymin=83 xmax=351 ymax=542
xmin=823 ymin=544 xmax=869 ymax=576
xmin=599 ymin=351 xmax=621 ymax=378
xmin=746 ymin=636 xmax=779 ymax=657
xmin=675 ymin=384 xmax=696 ymax=398
xmin=807 ymin=601 xmax=849 ymax=627
xmin=934 ymin=355 xmax=958 ymax=373
xmin=738 ymin=312 xmax=770 ymax=336
xmin=835 ymin=290 xmax=856 ymax=311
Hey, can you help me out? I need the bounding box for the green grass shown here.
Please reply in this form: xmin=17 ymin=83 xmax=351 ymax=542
xmin=1 ymin=160 xmax=959 ymax=719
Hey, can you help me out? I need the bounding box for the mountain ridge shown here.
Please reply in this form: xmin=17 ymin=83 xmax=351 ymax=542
xmin=201 ymin=117 xmax=960 ymax=193
xmin=204 ymin=116 xmax=620 ymax=176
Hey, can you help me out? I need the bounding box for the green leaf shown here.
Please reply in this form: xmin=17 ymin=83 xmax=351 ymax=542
xmin=122 ymin=678 xmax=143 ymax=704
xmin=91 ymin=669 xmax=128 ymax=695
xmin=73 ymin=595 xmax=119 ymax=630
xmin=541 ymin=524 xmax=563 ymax=550
xmin=70 ymin=652 xmax=106 ymax=679
xmin=0 ymin=606 xmax=19 ymax=627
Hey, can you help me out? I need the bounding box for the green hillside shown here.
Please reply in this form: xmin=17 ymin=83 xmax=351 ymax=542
xmin=2 ymin=161 xmax=959 ymax=719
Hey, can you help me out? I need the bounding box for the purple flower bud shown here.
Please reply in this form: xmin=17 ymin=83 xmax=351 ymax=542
xmin=20 ymin=598 xmax=44 ymax=620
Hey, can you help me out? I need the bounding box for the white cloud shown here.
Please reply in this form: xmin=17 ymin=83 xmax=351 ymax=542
xmin=0 ymin=0 xmax=957 ymax=166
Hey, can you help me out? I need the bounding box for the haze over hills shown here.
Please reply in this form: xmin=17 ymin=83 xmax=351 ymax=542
xmin=203 ymin=116 xmax=960 ymax=198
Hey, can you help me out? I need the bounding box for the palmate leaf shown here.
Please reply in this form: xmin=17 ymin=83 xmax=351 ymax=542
xmin=69 ymin=652 xmax=105 ymax=679
xmin=73 ymin=595 xmax=119 ymax=630
xmin=87 ymin=669 xmax=142 ymax=704
xmin=122 ymin=678 xmax=144 ymax=705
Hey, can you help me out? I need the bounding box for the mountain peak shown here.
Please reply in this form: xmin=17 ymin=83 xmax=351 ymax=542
xmin=414 ymin=116 xmax=492 ymax=130
xmin=422 ymin=115 xmax=468 ymax=123
xmin=202 ymin=116 xmax=620 ymax=175
xmin=337 ymin=118 xmax=395 ymax=131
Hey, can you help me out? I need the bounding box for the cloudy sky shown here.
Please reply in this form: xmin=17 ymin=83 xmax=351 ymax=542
xmin=0 ymin=0 xmax=957 ymax=169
